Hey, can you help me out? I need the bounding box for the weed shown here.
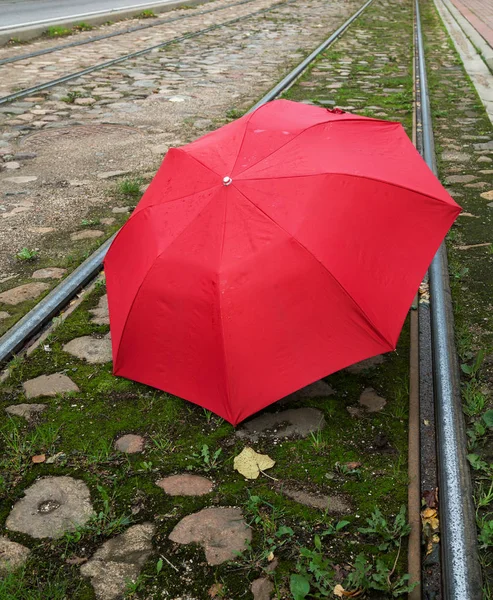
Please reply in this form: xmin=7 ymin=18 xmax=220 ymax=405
xmin=81 ymin=218 xmax=101 ymax=227
xmin=237 ymin=494 xmax=294 ymax=570
xmin=186 ymin=443 xmax=223 ymax=472
xmin=226 ymin=108 xmax=244 ymax=120
xmin=62 ymin=484 xmax=132 ymax=552
xmin=468 ymin=453 xmax=491 ymax=473
xmin=150 ymin=432 xmax=174 ymax=454
xmin=61 ymin=91 xmax=83 ymax=103
xmin=292 ymin=508 xmax=415 ymax=598
xmin=45 ymin=25 xmax=71 ymax=38
xmin=0 ymin=566 xmax=81 ymax=598
xmin=1 ymin=419 xmax=60 ymax=475
xmin=15 ymin=247 xmax=39 ymax=261
xmin=358 ymin=505 xmax=410 ymax=551
xmin=7 ymin=37 xmax=25 ymax=45
xmin=476 ymin=481 xmax=493 ymax=510
xmin=73 ymin=22 xmax=93 ymax=31
xmin=139 ymin=460 xmax=154 ymax=472
xmin=138 ymin=9 xmax=156 ymax=18
xmin=478 ymin=515 xmax=493 ymax=550
xmin=461 ymin=349 xmax=486 ymax=378
xmin=463 ymin=380 xmax=487 ymax=417
xmin=116 ymin=177 xmax=143 ymax=198
xmin=310 ymin=429 xmax=328 ymax=453
xmin=334 ymin=461 xmax=361 ymax=478
xmin=80 ymin=438 xmax=113 ymax=465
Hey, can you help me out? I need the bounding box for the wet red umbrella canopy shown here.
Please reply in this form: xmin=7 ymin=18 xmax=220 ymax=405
xmin=104 ymin=99 xmax=460 ymax=425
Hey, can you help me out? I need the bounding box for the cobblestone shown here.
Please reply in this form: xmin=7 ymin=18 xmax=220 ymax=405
xmin=0 ymin=0 xmax=359 ymax=288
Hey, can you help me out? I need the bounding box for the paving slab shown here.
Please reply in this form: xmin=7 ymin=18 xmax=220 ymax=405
xmin=23 ymin=373 xmax=79 ymax=398
xmin=251 ymin=578 xmax=274 ymax=600
xmin=80 ymin=523 xmax=155 ymax=600
xmin=63 ymin=336 xmax=112 ymax=364
xmin=236 ymin=408 xmax=325 ymax=442
xmin=5 ymin=403 xmax=47 ymax=420
xmin=6 ymin=477 xmax=94 ymax=539
xmin=169 ymin=507 xmax=251 ymax=565
xmin=359 ymin=388 xmax=387 ymax=412
xmin=0 ymin=282 xmax=49 ymax=305
xmin=89 ymin=294 xmax=109 ymax=325
xmin=0 ymin=536 xmax=30 ymax=575
xmin=31 ymin=267 xmax=67 ymax=279
xmin=283 ymin=488 xmax=351 ymax=513
xmin=114 ymin=434 xmax=145 ymax=453
xmin=156 ymin=474 xmax=214 ymax=496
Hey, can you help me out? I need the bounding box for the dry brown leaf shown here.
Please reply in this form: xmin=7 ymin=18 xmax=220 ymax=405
xmin=333 ymin=585 xmax=364 ymax=598
xmin=233 ymin=447 xmax=275 ymax=479
xmin=208 ymin=584 xmax=223 ymax=598
xmin=345 ymin=462 xmax=361 ymax=470
xmin=31 ymin=454 xmax=46 ymax=464
xmin=422 ymin=488 xmax=438 ymax=509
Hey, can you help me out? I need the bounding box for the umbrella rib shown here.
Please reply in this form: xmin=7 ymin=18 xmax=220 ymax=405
xmin=237 ymin=172 xmax=456 ymax=207
xmin=232 ymin=185 xmax=395 ymax=351
xmin=113 ymin=188 xmax=224 ymax=370
xmin=229 ymin=107 xmax=261 ymax=176
xmin=233 ymin=118 xmax=400 ymax=179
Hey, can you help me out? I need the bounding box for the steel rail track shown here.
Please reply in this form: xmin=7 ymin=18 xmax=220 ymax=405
xmin=414 ymin=0 xmax=482 ymax=597
xmin=0 ymin=0 xmax=293 ymax=106
xmin=0 ymin=0 xmax=256 ymax=67
xmin=0 ymin=0 xmax=374 ymax=364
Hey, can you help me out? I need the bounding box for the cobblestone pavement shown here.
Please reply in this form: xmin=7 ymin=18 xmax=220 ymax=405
xmin=0 ymin=0 xmax=359 ymax=315
xmin=0 ymin=0 xmax=272 ymax=98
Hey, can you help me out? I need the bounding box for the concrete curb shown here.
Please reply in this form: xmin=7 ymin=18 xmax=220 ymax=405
xmin=0 ymin=0 xmax=206 ymax=46
xmin=434 ymin=0 xmax=493 ymax=124
xmin=441 ymin=0 xmax=493 ymax=73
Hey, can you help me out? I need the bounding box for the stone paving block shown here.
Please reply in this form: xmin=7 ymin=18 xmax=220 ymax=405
xmin=251 ymin=578 xmax=274 ymax=600
xmin=156 ymin=474 xmax=214 ymax=496
xmin=89 ymin=294 xmax=109 ymax=325
xmin=114 ymin=434 xmax=145 ymax=454
xmin=5 ymin=403 xmax=47 ymax=420
xmin=359 ymin=388 xmax=387 ymax=412
xmin=236 ymin=408 xmax=325 ymax=442
xmin=63 ymin=336 xmax=112 ymax=364
xmin=169 ymin=507 xmax=251 ymax=565
xmin=0 ymin=536 xmax=30 ymax=575
xmin=23 ymin=373 xmax=79 ymax=398
xmin=283 ymin=488 xmax=351 ymax=513
xmin=80 ymin=523 xmax=155 ymax=600
xmin=71 ymin=229 xmax=104 ymax=241
xmin=31 ymin=267 xmax=67 ymax=279
xmin=6 ymin=477 xmax=94 ymax=539
xmin=0 ymin=283 xmax=49 ymax=306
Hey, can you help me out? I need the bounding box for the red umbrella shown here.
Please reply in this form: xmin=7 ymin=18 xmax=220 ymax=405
xmin=104 ymin=99 xmax=460 ymax=425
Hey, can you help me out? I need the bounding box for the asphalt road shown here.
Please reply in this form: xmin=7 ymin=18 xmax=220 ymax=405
xmin=0 ymin=0 xmax=175 ymax=29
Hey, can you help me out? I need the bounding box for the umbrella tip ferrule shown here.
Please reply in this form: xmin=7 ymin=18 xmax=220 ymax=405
xmin=223 ymin=176 xmax=233 ymax=186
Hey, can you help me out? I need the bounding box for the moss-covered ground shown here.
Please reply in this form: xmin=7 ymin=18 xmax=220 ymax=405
xmin=0 ymin=0 xmax=422 ymax=597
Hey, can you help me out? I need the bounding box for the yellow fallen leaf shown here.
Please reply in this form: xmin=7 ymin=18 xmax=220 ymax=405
xmin=422 ymin=507 xmax=439 ymax=531
xmin=233 ymin=447 xmax=275 ymax=479
xmin=334 ymin=585 xmax=346 ymax=597
xmin=267 ymin=551 xmax=275 ymax=562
